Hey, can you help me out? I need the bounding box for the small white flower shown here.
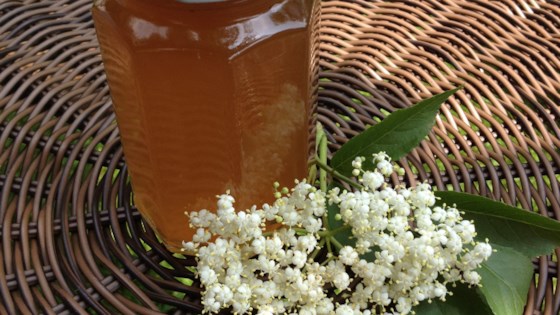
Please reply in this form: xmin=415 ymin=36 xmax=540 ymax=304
xmin=217 ymin=194 xmax=235 ymax=209
xmin=182 ymin=241 xmax=196 ymax=252
xmin=316 ymin=297 xmax=335 ymax=315
xmin=215 ymin=285 xmax=233 ymax=304
xmin=188 ymin=209 xmax=215 ymax=228
xmin=432 ymin=282 xmax=447 ymax=298
xmin=303 ymin=217 xmax=322 ymax=233
xmin=335 ymin=304 xmax=354 ymax=315
xmin=262 ymin=203 xmax=277 ymax=220
xmin=339 ymin=246 xmax=359 ymax=265
xmin=463 ymin=270 xmax=481 ymax=284
xmin=284 ymin=266 xmax=302 ymax=282
xmin=299 ymin=306 xmax=317 ymax=315
xmin=256 ymin=305 xmax=274 ymax=315
xmin=265 ymin=236 xmax=284 ymax=256
xmin=192 ymin=228 xmax=211 ymax=243
xmin=232 ymin=284 xmax=252 ymax=313
xmin=328 ymin=187 xmax=342 ymax=204
xmin=292 ymin=250 xmax=307 ymax=269
xmin=376 ymin=159 xmax=394 ymax=176
xmin=297 ymin=234 xmax=318 ymax=253
xmin=362 ymin=171 xmax=384 ymax=190
xmin=333 ymin=271 xmax=351 ymax=291
xmin=371 ymin=152 xmax=390 ymax=163
xmin=352 ymin=157 xmax=364 ymax=169
xmin=395 ymin=297 xmax=412 ymax=314
xmin=282 ymin=209 xmax=299 ymax=226
xmin=202 ymin=296 xmax=221 ymax=313
xmin=198 ymin=265 xmax=218 ymax=286
xmin=473 ymin=242 xmax=493 ymax=259
xmin=252 ymin=237 xmax=266 ymax=254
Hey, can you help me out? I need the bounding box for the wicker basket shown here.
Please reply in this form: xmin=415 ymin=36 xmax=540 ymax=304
xmin=0 ymin=0 xmax=558 ymax=314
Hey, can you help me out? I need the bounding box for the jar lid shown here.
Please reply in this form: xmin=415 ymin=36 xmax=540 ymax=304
xmin=177 ymin=0 xmax=227 ymax=2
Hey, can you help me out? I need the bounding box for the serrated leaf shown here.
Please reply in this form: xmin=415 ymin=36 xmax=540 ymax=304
xmin=331 ymin=88 xmax=460 ymax=176
xmin=435 ymin=191 xmax=560 ymax=257
xmin=414 ymin=283 xmax=492 ymax=315
xmin=478 ymin=245 xmax=533 ymax=315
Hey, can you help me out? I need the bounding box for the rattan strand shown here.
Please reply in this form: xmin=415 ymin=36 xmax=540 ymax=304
xmin=0 ymin=0 xmax=559 ymax=314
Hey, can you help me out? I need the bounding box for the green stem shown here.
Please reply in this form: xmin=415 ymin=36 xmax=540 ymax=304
xmin=314 ymin=158 xmax=363 ymax=190
xmin=310 ymin=238 xmax=326 ymax=260
xmin=293 ymin=227 xmax=309 ymax=235
xmin=315 ymin=123 xmax=331 ymax=232
xmin=307 ymin=163 xmax=317 ymax=184
xmin=329 ymin=236 xmax=344 ymax=250
xmin=316 ymin=123 xmax=328 ymax=193
xmin=318 ymin=224 xmax=350 ymax=238
xmin=265 ymin=227 xmax=308 ymax=238
xmin=321 ymin=254 xmax=334 ymax=266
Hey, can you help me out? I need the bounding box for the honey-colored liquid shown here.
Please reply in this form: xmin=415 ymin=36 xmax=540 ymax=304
xmin=93 ymin=0 xmax=319 ymax=251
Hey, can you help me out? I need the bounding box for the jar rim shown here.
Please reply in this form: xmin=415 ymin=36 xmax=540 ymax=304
xmin=128 ymin=0 xmax=263 ymax=10
xmin=113 ymin=0 xmax=283 ymax=10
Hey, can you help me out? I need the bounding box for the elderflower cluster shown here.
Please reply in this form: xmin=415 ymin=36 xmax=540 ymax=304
xmin=184 ymin=153 xmax=492 ymax=315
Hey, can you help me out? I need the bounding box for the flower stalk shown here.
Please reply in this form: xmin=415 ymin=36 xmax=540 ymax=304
xmin=316 ymin=123 xmax=329 ymax=193
xmin=313 ymin=158 xmax=363 ymax=190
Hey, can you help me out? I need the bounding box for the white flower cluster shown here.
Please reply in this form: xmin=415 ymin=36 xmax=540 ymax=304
xmin=184 ymin=153 xmax=492 ymax=315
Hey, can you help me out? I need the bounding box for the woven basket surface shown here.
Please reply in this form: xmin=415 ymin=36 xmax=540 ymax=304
xmin=1 ymin=0 xmax=559 ymax=314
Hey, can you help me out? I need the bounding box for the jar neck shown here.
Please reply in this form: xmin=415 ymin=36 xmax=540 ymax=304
xmin=120 ymin=0 xmax=276 ymax=11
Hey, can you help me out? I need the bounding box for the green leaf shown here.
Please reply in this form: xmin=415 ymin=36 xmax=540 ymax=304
xmin=478 ymin=245 xmax=533 ymax=315
xmin=435 ymin=191 xmax=560 ymax=257
xmin=331 ymin=88 xmax=460 ymax=176
xmin=414 ymin=283 xmax=492 ymax=315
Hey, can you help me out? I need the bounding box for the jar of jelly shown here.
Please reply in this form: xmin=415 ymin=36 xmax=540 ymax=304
xmin=92 ymin=0 xmax=319 ymax=251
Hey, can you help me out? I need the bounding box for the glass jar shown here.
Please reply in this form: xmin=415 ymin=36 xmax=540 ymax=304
xmin=92 ymin=0 xmax=319 ymax=252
